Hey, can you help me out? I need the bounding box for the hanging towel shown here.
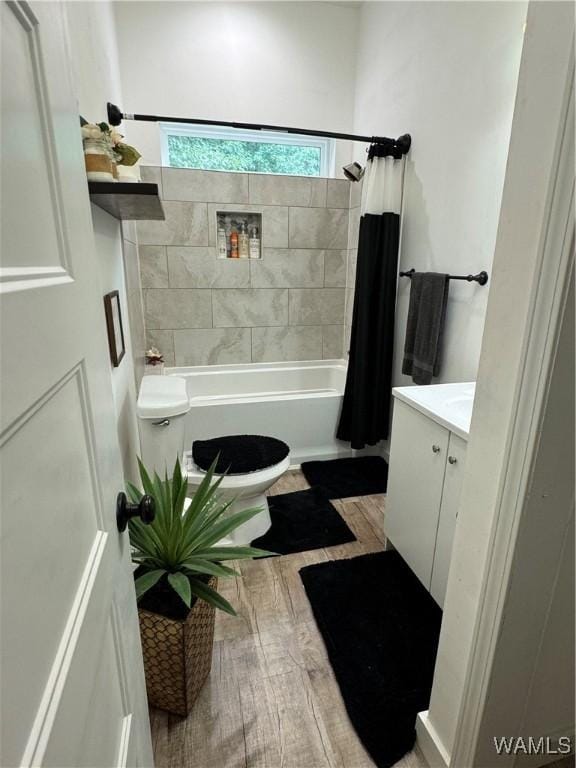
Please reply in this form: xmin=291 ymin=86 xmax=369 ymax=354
xmin=402 ymin=272 xmax=449 ymax=385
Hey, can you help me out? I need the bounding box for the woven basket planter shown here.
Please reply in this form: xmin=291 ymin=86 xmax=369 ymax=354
xmin=138 ymin=577 xmax=217 ymax=716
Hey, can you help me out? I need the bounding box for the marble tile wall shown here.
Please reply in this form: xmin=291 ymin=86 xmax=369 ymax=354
xmin=121 ymin=221 xmax=146 ymax=387
xmin=136 ymin=167 xmax=352 ymax=366
xmin=344 ymin=180 xmax=362 ymax=356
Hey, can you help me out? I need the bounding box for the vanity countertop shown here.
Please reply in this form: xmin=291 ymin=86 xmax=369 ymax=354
xmin=392 ymin=381 xmax=476 ymax=441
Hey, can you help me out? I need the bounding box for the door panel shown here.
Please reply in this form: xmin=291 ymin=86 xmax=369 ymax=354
xmin=385 ymin=401 xmax=449 ymax=590
xmin=0 ymin=2 xmax=153 ymax=766
xmin=1 ymin=367 xmax=102 ymax=762
xmin=44 ymin=617 xmax=127 ymax=768
xmin=430 ymin=433 xmax=467 ymax=607
xmin=1 ymin=1 xmax=70 ymax=276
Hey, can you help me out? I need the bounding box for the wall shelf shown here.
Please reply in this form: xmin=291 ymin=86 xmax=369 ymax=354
xmin=88 ymin=182 xmax=165 ymax=221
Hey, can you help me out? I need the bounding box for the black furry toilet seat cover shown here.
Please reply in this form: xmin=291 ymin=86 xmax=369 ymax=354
xmin=192 ymin=434 xmax=290 ymax=475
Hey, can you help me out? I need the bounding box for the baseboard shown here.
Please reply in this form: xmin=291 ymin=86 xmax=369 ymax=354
xmin=289 ymin=449 xmax=357 ymax=469
xmin=416 ymin=713 xmax=574 ymax=768
xmin=289 ymin=445 xmax=390 ymax=471
xmin=416 ymin=711 xmax=450 ymax=768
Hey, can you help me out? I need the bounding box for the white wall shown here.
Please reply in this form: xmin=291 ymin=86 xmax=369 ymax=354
xmin=65 ymin=1 xmax=141 ymax=483
xmin=113 ymin=1 xmax=359 ymax=173
xmin=352 ymin=1 xmax=526 ymax=385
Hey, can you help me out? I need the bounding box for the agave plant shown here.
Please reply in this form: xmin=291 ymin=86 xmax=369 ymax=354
xmin=127 ymin=457 xmax=271 ymax=615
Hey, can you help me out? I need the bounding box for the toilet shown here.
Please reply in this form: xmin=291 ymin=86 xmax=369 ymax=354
xmin=137 ymin=375 xmax=290 ymax=545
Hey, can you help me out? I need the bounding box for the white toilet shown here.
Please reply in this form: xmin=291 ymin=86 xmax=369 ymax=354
xmin=137 ymin=375 xmax=290 ymax=545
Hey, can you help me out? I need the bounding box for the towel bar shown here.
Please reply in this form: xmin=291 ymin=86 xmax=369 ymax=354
xmin=399 ymin=268 xmax=489 ymax=285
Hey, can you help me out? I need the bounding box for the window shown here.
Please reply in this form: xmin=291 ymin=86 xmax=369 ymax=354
xmin=160 ymin=124 xmax=334 ymax=177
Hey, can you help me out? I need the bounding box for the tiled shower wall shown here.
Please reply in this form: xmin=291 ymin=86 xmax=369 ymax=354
xmin=136 ymin=167 xmax=352 ymax=367
xmin=344 ymin=182 xmax=362 ymax=355
xmin=121 ymin=220 xmax=147 ymax=386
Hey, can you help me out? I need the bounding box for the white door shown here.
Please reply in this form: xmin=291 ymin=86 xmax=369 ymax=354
xmin=0 ymin=3 xmax=153 ymax=767
xmin=430 ymin=434 xmax=467 ymax=607
xmin=385 ymin=401 xmax=449 ymax=589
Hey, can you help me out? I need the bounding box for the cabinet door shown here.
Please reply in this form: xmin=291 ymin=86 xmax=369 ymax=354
xmin=430 ymin=433 xmax=467 ymax=607
xmin=385 ymin=401 xmax=450 ymax=590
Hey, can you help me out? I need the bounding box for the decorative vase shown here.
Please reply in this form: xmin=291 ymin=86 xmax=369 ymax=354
xmin=138 ymin=576 xmax=217 ymax=716
xmin=117 ymin=163 xmax=141 ymax=183
xmin=108 ymin=142 xmax=120 ymax=182
xmin=145 ymin=361 xmax=165 ymax=375
xmin=83 ymin=137 xmax=114 ymax=182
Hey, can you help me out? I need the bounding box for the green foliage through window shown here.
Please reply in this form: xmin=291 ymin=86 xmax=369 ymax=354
xmin=167 ymin=135 xmax=322 ymax=176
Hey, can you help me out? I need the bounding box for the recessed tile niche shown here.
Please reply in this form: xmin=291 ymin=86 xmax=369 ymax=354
xmin=216 ymin=210 xmax=262 ymax=259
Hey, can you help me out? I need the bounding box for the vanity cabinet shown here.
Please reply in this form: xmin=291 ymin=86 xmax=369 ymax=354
xmin=385 ymin=399 xmax=467 ymax=607
xmin=429 ymin=431 xmax=466 ymax=605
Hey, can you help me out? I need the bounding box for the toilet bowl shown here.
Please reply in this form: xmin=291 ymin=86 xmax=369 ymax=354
xmin=184 ymin=450 xmax=290 ymax=545
xmin=137 ymin=375 xmax=290 ymax=546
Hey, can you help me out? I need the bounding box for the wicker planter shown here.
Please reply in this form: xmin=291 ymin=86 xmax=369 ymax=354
xmin=138 ymin=577 xmax=217 ymax=716
xmin=83 ymin=137 xmax=114 ymax=182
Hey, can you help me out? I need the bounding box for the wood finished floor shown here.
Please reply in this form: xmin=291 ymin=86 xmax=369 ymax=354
xmin=149 ymin=471 xmax=574 ymax=768
xmin=150 ymin=469 xmax=427 ymax=768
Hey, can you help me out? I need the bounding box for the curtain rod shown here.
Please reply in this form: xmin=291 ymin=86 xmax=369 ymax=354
xmin=106 ymin=102 xmax=412 ymax=154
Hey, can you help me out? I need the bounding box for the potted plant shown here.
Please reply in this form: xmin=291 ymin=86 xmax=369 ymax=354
xmin=127 ymin=457 xmax=270 ymax=716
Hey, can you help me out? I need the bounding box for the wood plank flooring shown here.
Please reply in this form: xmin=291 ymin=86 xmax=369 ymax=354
xmin=149 ymin=472 xmax=422 ymax=768
xmin=149 ymin=472 xmax=576 ymax=768
xmin=150 ymin=472 xmax=574 ymax=768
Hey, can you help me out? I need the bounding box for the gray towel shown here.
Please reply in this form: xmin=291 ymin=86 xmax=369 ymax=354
xmin=402 ymin=272 xmax=449 ymax=385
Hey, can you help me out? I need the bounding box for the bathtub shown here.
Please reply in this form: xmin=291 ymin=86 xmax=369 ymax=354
xmin=166 ymin=359 xmax=354 ymax=466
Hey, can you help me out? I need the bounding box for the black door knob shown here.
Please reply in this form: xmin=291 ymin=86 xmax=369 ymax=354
xmin=116 ymin=492 xmax=155 ymax=532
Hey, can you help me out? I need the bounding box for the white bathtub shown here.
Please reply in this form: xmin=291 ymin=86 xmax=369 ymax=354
xmin=166 ymin=359 xmax=355 ymax=466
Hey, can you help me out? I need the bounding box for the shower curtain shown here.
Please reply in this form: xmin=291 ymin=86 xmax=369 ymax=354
xmin=336 ymin=143 xmax=405 ymax=449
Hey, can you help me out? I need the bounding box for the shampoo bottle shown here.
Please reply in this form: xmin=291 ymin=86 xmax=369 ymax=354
xmin=217 ymin=223 xmax=228 ymax=259
xmin=238 ymin=221 xmax=250 ymax=259
xmin=249 ymin=226 xmax=261 ymax=259
xmin=230 ymin=228 xmax=239 ymax=258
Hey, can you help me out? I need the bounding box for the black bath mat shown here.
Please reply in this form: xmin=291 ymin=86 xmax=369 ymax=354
xmin=301 ymin=456 xmax=388 ymax=498
xmin=300 ymin=551 xmax=442 ymax=767
xmin=251 ymin=486 xmax=356 ymax=555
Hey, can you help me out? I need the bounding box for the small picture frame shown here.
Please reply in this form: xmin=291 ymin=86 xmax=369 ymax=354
xmin=103 ymin=290 xmax=125 ymax=367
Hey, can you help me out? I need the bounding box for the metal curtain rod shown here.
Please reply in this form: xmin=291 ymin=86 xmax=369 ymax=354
xmin=106 ymin=102 xmax=412 ymax=154
xmin=400 ymin=268 xmax=489 ymax=286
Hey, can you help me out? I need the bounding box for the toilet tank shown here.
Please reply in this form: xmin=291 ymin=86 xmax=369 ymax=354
xmin=137 ymin=376 xmax=190 ymax=476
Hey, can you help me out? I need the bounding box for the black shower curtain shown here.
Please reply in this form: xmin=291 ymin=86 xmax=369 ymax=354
xmin=337 ymin=145 xmax=404 ymax=449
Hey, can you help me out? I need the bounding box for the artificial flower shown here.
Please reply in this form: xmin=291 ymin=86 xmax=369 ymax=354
xmin=81 ymin=123 xmax=103 ymax=140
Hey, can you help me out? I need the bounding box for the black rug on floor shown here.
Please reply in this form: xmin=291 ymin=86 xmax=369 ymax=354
xmin=300 ymin=551 xmax=442 ymax=768
xmin=251 ymin=486 xmax=356 ymax=555
xmin=301 ymin=456 xmax=388 ymax=498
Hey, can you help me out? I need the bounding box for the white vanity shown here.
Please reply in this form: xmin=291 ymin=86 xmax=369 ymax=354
xmin=385 ymin=382 xmax=475 ymax=607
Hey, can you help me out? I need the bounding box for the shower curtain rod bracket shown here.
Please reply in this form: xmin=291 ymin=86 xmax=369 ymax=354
xmin=394 ymin=134 xmax=412 ymax=154
xmin=107 ymin=102 xmax=123 ymax=126
xmin=106 ymin=102 xmax=411 ymax=153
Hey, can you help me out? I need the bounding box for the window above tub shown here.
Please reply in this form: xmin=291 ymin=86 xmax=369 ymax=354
xmin=160 ymin=124 xmax=335 ymax=177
